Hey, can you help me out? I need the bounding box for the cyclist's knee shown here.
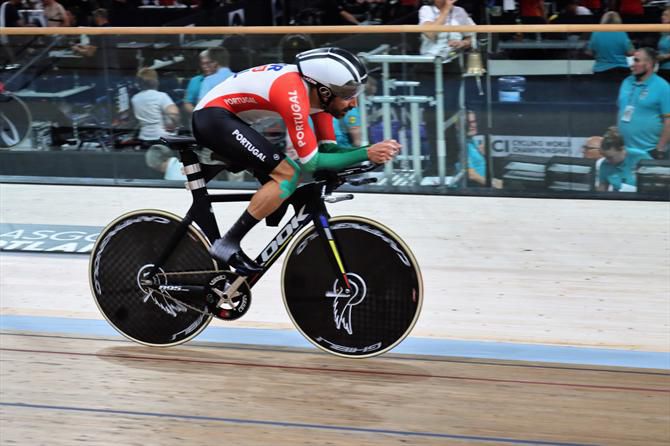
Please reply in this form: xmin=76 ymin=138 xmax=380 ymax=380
xmin=272 ymin=158 xmax=301 ymax=199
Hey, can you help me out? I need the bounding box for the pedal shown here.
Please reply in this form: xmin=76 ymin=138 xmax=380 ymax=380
xmin=206 ymin=272 xmax=251 ymax=321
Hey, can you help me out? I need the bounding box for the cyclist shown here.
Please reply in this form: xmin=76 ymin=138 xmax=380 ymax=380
xmin=192 ymin=47 xmax=401 ymax=275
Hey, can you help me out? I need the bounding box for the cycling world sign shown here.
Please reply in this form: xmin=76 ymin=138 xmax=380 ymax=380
xmin=0 ymin=223 xmax=100 ymax=254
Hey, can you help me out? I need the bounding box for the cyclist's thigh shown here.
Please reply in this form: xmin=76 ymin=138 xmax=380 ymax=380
xmin=192 ymin=108 xmax=285 ymax=177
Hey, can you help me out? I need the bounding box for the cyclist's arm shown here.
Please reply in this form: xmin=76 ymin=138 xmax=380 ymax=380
xmin=271 ymin=78 xmax=368 ymax=171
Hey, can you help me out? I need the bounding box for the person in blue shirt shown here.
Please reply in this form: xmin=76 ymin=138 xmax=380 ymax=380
xmin=465 ymin=110 xmax=486 ymax=186
xmin=586 ymin=12 xmax=634 ymax=74
xmin=585 ymin=11 xmax=634 ymax=101
xmin=182 ymin=50 xmax=218 ymax=116
xmin=657 ymin=7 xmax=670 ymax=83
xmin=617 ymin=48 xmax=670 ymax=160
xmin=597 ymin=126 xmax=651 ymax=192
xmin=333 ymin=106 xmax=362 ymax=148
xmin=198 ymin=47 xmax=234 ymax=100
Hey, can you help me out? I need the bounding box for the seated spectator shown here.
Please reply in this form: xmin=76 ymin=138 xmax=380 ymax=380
xmin=419 ymin=0 xmax=475 ymax=58
xmin=582 ymin=135 xmax=604 ymax=187
xmin=337 ymin=0 xmax=372 ymax=25
xmin=145 ymin=144 xmax=187 ymax=180
xmin=582 ymin=136 xmax=603 ymax=160
xmin=519 ymin=0 xmax=547 ymax=24
xmin=657 ymin=7 xmax=670 ymax=83
xmin=131 ymin=67 xmax=180 ymax=147
xmin=465 ymin=110 xmax=486 ymax=187
xmin=617 ymin=48 xmax=670 ymax=159
xmin=198 ymin=47 xmax=233 ymax=100
xmin=617 ymin=0 xmax=643 ymax=20
xmin=182 ymin=49 xmax=218 ymax=116
xmin=550 ymin=0 xmax=593 ymax=23
xmin=333 ymin=107 xmax=362 ymax=148
xmin=597 ymin=126 xmax=651 ymax=192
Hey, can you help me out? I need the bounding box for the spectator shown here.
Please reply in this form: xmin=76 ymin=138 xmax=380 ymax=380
xmin=198 ymin=46 xmax=233 ymax=100
xmin=1 ymin=0 xmax=25 ymax=28
xmin=418 ymin=0 xmax=476 ymax=176
xmin=585 ymin=11 xmax=634 ymax=99
xmin=582 ymin=135 xmax=603 ymax=160
xmin=338 ymin=0 xmax=372 ymax=25
xmin=618 ymin=0 xmax=643 ymax=20
xmin=580 ymin=0 xmax=602 ymax=14
xmin=419 ymin=0 xmax=475 ymax=58
xmin=597 ymin=126 xmax=651 ymax=192
xmin=465 ymin=110 xmax=486 ymax=186
xmin=586 ymin=11 xmax=633 ymax=73
xmin=333 ymin=107 xmax=362 ymax=148
xmin=1 ymin=0 xmax=26 ymax=62
xmin=617 ymin=48 xmax=670 ymax=159
xmin=182 ymin=49 xmax=218 ymax=116
xmin=518 ymin=0 xmax=546 ymax=24
xmin=43 ymin=0 xmax=71 ymax=27
xmin=550 ymin=0 xmax=593 ymax=24
xmin=131 ymin=67 xmax=180 ymax=147
xmin=582 ymin=135 xmax=604 ymax=187
xmin=657 ymin=7 xmax=670 ymax=83
xmin=71 ymin=9 xmax=120 ymax=100
xmin=145 ymin=144 xmax=187 ymax=180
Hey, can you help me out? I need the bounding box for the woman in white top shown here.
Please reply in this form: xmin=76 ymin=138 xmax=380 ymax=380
xmin=418 ymin=0 xmax=475 ymax=58
xmin=130 ymin=68 xmax=180 ymax=145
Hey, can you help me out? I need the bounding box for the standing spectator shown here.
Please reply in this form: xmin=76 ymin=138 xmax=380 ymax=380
xmin=657 ymin=7 xmax=670 ymax=83
xmin=585 ymin=11 xmax=634 ymax=99
xmin=182 ymin=49 xmax=218 ymax=116
xmin=198 ymin=47 xmax=233 ymax=100
xmin=43 ymin=0 xmax=71 ymax=27
xmin=617 ymin=48 xmax=670 ymax=159
xmin=419 ymin=0 xmax=475 ymax=58
xmin=597 ymin=126 xmax=651 ymax=192
xmin=131 ymin=67 xmax=180 ymax=147
xmin=580 ymin=0 xmax=601 ymax=14
xmin=145 ymin=144 xmax=187 ymax=180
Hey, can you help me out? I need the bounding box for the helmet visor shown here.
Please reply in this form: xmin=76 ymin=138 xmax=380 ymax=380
xmin=328 ymin=81 xmax=365 ymax=100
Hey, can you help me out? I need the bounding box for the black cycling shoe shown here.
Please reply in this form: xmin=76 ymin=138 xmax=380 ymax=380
xmin=226 ymin=251 xmax=263 ymax=276
xmin=209 ymin=239 xmax=263 ymax=276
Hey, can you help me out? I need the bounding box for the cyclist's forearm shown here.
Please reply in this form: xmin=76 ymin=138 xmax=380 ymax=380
xmin=301 ymin=147 xmax=369 ymax=171
xmin=318 ymin=142 xmax=369 ymax=154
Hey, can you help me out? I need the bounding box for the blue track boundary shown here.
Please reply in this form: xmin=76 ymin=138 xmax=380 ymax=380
xmin=0 ymin=315 xmax=668 ymax=369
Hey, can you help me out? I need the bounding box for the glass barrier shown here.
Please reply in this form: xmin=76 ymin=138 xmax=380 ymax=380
xmin=1 ymin=24 xmax=669 ymax=200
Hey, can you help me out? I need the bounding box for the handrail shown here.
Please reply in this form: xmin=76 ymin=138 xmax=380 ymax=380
xmin=0 ymin=24 xmax=667 ymax=36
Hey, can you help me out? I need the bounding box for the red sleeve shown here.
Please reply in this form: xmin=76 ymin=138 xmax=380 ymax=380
xmin=312 ymin=112 xmax=337 ymax=144
xmin=268 ymin=72 xmax=318 ymax=163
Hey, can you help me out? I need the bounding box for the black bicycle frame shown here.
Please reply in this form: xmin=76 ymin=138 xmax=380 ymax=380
xmin=149 ymin=148 xmax=352 ymax=291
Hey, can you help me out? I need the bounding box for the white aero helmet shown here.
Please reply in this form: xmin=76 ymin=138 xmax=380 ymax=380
xmin=295 ymin=47 xmax=368 ymax=103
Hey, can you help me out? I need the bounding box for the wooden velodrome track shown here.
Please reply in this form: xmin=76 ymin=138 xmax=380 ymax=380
xmin=1 ymin=184 xmax=669 ymax=445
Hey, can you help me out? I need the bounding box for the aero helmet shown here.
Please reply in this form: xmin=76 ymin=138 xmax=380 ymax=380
xmin=295 ymin=47 xmax=368 ymax=105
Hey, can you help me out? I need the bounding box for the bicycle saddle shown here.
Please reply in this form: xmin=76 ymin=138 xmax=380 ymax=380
xmin=160 ymin=136 xmax=198 ymax=151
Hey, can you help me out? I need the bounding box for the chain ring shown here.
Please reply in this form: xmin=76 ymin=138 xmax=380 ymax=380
xmin=207 ymin=272 xmax=252 ymax=321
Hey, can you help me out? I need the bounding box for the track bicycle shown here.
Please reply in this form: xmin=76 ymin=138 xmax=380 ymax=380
xmin=89 ymin=135 xmax=423 ymax=358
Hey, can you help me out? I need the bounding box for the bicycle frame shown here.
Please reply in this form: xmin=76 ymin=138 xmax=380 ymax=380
xmin=148 ymin=148 xmax=352 ymax=292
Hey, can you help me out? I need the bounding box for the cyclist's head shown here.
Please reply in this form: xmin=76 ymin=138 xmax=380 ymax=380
xmin=295 ymin=47 xmax=368 ymax=110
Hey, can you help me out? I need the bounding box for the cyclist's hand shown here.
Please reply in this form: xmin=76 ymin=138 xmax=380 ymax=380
xmin=367 ymin=139 xmax=401 ymax=164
